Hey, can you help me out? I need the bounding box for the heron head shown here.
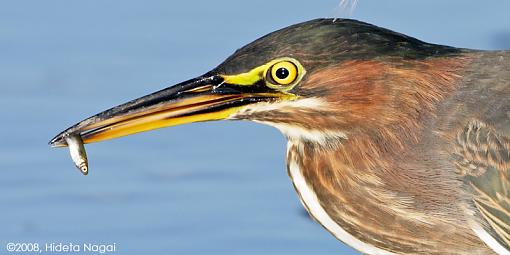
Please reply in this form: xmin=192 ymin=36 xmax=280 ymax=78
xmin=50 ymin=18 xmax=463 ymax=147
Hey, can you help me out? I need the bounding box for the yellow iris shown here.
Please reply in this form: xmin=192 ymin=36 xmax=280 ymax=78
xmin=270 ymin=61 xmax=298 ymax=85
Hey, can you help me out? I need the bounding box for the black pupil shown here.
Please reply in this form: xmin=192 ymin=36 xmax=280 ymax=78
xmin=275 ymin=67 xmax=289 ymax=80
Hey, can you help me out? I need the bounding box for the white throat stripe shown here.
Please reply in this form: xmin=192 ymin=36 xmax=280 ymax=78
xmin=288 ymin=146 xmax=396 ymax=255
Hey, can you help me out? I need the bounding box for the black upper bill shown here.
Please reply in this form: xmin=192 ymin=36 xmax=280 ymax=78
xmin=48 ymin=74 xmax=279 ymax=147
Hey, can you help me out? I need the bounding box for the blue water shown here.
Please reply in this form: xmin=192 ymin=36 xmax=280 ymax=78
xmin=1 ymin=1 xmax=509 ymax=254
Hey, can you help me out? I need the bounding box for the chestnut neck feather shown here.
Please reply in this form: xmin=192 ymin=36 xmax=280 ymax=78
xmin=285 ymin=55 xmax=496 ymax=254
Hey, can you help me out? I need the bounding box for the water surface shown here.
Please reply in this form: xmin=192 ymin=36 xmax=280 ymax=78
xmin=1 ymin=1 xmax=509 ymax=254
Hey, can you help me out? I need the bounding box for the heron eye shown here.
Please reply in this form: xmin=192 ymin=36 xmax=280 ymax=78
xmin=270 ymin=61 xmax=298 ymax=85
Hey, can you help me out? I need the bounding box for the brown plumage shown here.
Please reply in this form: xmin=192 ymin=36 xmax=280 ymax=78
xmin=50 ymin=19 xmax=510 ymax=254
xmin=284 ymin=51 xmax=509 ymax=254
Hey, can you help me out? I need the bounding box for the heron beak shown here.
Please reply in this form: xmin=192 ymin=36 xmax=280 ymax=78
xmin=49 ymin=74 xmax=287 ymax=147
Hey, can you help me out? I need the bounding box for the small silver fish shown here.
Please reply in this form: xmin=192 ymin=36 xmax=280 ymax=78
xmin=64 ymin=133 xmax=89 ymax=175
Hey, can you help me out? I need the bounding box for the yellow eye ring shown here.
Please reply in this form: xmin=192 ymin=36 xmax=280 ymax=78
xmin=270 ymin=61 xmax=298 ymax=85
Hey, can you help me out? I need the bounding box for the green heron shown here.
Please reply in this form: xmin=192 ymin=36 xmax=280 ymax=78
xmin=50 ymin=19 xmax=510 ymax=254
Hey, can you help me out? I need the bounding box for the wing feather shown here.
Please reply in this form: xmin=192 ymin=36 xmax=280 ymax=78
xmin=454 ymin=120 xmax=510 ymax=252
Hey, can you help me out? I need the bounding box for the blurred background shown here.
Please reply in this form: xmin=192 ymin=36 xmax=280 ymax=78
xmin=1 ymin=0 xmax=509 ymax=254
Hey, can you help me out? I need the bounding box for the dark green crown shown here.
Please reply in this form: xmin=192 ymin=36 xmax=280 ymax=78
xmin=215 ymin=18 xmax=461 ymax=75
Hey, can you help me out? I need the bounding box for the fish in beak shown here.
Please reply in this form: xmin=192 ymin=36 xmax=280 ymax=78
xmin=49 ymin=53 xmax=309 ymax=174
xmin=49 ymin=72 xmax=295 ymax=173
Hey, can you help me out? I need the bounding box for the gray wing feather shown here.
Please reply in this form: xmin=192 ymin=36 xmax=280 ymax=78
xmin=454 ymin=120 xmax=510 ymax=251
